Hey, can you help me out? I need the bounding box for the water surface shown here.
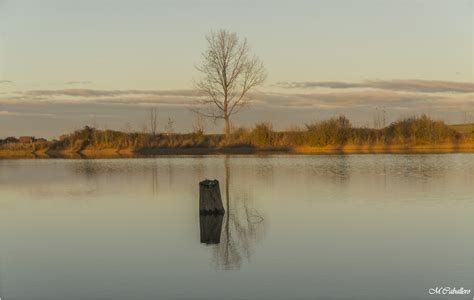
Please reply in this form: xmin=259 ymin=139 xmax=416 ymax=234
xmin=1 ymin=154 xmax=473 ymax=300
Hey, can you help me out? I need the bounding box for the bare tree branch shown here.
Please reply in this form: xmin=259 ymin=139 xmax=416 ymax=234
xmin=195 ymin=29 xmax=267 ymax=136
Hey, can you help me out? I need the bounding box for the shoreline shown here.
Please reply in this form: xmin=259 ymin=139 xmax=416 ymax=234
xmin=1 ymin=142 xmax=473 ymax=159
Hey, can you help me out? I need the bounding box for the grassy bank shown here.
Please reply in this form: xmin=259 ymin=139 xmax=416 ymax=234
xmin=1 ymin=115 xmax=473 ymax=158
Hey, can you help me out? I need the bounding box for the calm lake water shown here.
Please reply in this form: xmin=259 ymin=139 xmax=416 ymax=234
xmin=0 ymin=154 xmax=473 ymax=300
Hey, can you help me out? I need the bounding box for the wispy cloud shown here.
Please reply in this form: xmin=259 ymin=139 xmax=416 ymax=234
xmin=0 ymin=80 xmax=12 ymax=84
xmin=1 ymin=85 xmax=472 ymax=137
xmin=1 ymin=85 xmax=472 ymax=138
xmin=0 ymin=89 xmax=205 ymax=108
xmin=0 ymin=110 xmax=57 ymax=118
xmin=259 ymin=90 xmax=444 ymax=110
xmin=24 ymin=89 xmax=202 ymax=98
xmin=2 ymin=87 xmax=472 ymax=112
xmin=64 ymin=81 xmax=93 ymax=85
xmin=277 ymin=79 xmax=474 ymax=93
xmin=277 ymin=81 xmax=362 ymax=89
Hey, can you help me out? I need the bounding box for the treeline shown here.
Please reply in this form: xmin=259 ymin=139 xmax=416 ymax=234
xmin=1 ymin=115 xmax=471 ymax=154
xmin=48 ymin=115 xmax=469 ymax=151
xmin=228 ymin=115 xmax=466 ymax=148
xmin=49 ymin=126 xmax=220 ymax=151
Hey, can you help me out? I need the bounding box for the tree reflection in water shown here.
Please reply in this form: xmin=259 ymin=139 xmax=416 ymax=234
xmin=210 ymin=156 xmax=265 ymax=270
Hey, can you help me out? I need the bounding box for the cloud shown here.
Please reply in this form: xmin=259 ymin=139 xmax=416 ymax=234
xmin=2 ymin=87 xmax=473 ymax=138
xmin=277 ymin=81 xmax=362 ymax=89
xmin=257 ymin=90 xmax=474 ymax=113
xmin=367 ymin=80 xmax=474 ymax=93
xmin=260 ymin=90 xmax=432 ymax=108
xmin=83 ymin=95 xmax=199 ymax=106
xmin=0 ymin=110 xmax=57 ymax=118
xmin=277 ymin=79 xmax=474 ymax=93
xmin=64 ymin=81 xmax=93 ymax=85
xmin=0 ymin=89 xmax=204 ymax=108
xmin=2 ymin=87 xmax=472 ymax=131
xmin=24 ymin=89 xmax=203 ymax=98
xmin=3 ymin=88 xmax=472 ymax=112
xmin=0 ymin=80 xmax=12 ymax=84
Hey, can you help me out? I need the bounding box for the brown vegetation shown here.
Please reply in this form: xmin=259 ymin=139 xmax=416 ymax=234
xmin=1 ymin=115 xmax=473 ymax=158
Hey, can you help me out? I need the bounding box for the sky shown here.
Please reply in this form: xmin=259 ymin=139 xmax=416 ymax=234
xmin=0 ymin=0 xmax=473 ymax=138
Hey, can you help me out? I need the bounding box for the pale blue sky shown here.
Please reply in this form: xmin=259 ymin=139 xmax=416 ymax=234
xmin=0 ymin=0 xmax=473 ymax=138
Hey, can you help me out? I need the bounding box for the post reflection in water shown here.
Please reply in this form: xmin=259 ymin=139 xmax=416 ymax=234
xmin=199 ymin=214 xmax=224 ymax=244
xmin=199 ymin=156 xmax=265 ymax=270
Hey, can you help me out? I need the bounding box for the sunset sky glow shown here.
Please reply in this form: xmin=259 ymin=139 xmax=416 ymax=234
xmin=0 ymin=0 xmax=473 ymax=138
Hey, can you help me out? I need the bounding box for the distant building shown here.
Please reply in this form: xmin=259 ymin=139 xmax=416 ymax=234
xmin=19 ymin=136 xmax=35 ymax=144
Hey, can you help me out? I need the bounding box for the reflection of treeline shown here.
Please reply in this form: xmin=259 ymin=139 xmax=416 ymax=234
xmin=1 ymin=115 xmax=472 ymax=154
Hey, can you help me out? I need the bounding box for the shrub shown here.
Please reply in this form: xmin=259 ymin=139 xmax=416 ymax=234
xmin=306 ymin=115 xmax=351 ymax=146
xmin=4 ymin=115 xmax=467 ymax=154
xmin=383 ymin=115 xmax=459 ymax=144
xmin=225 ymin=127 xmax=252 ymax=147
xmin=252 ymin=123 xmax=273 ymax=146
xmin=351 ymin=127 xmax=380 ymax=144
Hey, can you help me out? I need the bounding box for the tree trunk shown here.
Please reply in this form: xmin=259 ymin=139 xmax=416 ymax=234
xmin=199 ymin=179 xmax=225 ymax=214
xmin=224 ymin=115 xmax=231 ymax=138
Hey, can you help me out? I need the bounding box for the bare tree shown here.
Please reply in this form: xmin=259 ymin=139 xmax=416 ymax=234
xmin=149 ymin=107 xmax=158 ymax=136
xmin=195 ymin=29 xmax=266 ymax=137
xmin=193 ymin=113 xmax=206 ymax=135
xmin=164 ymin=117 xmax=174 ymax=135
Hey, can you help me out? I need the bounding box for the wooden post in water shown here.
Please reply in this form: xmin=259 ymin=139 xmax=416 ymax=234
xmin=199 ymin=179 xmax=225 ymax=215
